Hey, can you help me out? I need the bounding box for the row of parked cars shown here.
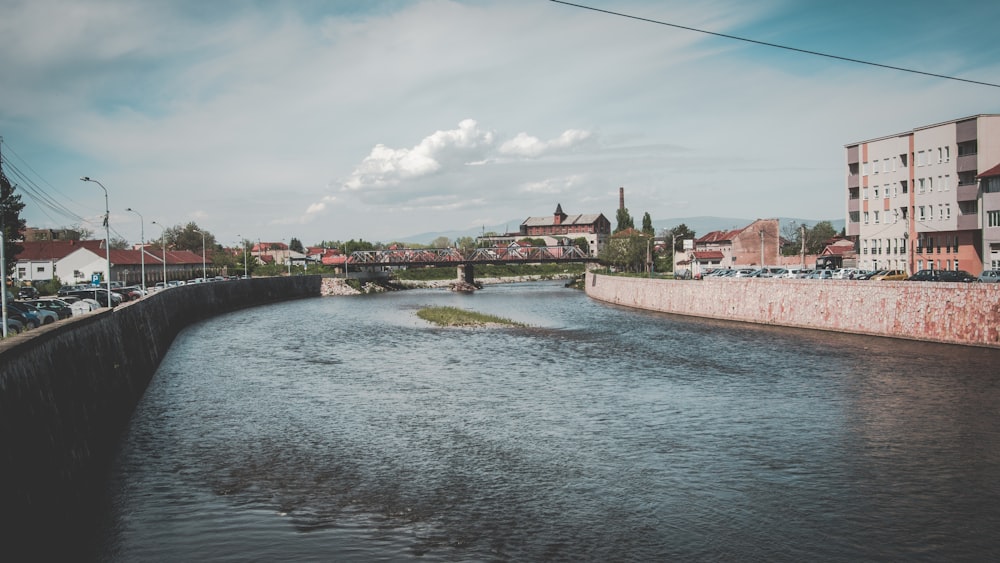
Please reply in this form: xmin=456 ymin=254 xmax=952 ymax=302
xmin=3 ymin=282 xmax=153 ymax=336
xmin=699 ymin=267 xmax=1000 ymax=283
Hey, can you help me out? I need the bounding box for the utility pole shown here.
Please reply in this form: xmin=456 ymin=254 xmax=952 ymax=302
xmin=800 ymin=224 xmax=806 ymax=268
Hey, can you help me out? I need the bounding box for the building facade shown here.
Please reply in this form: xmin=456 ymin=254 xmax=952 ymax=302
xmin=519 ymin=204 xmax=611 ymax=257
xmin=845 ymin=114 xmax=1000 ymax=274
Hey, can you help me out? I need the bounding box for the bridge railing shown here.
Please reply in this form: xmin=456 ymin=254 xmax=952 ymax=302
xmin=346 ymin=245 xmax=591 ymax=265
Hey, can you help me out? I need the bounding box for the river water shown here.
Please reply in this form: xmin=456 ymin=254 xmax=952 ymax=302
xmin=97 ymin=281 xmax=1000 ymax=561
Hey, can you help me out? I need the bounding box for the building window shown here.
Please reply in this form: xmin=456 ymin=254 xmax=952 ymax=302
xmin=919 ymin=206 xmax=926 ymax=221
xmin=862 ymin=162 xmax=869 ymax=175
xmin=918 ymin=178 xmax=925 ymax=193
xmin=874 ymin=187 xmax=879 ymax=199
xmin=917 ymin=151 xmax=926 ymax=166
xmin=943 ymin=175 xmax=950 ymax=191
xmin=984 ymin=177 xmax=1000 ymax=193
xmin=874 ymin=211 xmax=880 ymax=224
xmin=864 ymin=212 xmax=870 ymax=224
xmin=863 ymin=187 xmax=869 ymax=200
xmin=989 ymin=210 xmax=1000 ymax=227
xmin=946 ymin=205 xmax=951 ymax=220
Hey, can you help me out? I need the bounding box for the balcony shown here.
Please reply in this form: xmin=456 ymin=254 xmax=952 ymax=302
xmin=957 ymin=183 xmax=979 ymax=201
xmin=848 ymin=198 xmax=860 ymax=213
xmin=957 ymin=213 xmax=979 ymax=230
xmin=957 ymin=154 xmax=978 ymax=172
xmin=847 ymin=174 xmax=860 ymax=189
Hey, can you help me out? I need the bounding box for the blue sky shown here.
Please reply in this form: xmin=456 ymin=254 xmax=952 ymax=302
xmin=2 ymin=0 xmax=999 ymax=246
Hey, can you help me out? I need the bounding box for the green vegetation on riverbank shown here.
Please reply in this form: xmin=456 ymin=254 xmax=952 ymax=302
xmin=393 ymin=263 xmax=585 ymax=281
xmin=416 ymin=306 xmax=525 ymax=327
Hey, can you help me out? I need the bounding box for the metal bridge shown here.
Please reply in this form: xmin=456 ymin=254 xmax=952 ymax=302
xmin=346 ymin=245 xmax=596 ymax=282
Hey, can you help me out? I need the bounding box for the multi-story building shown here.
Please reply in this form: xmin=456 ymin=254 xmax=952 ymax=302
xmin=518 ymin=204 xmax=611 ymax=257
xmin=845 ymin=114 xmax=1000 ymax=274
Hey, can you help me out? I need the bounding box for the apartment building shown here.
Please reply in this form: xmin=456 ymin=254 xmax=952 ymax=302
xmin=845 ymin=114 xmax=1000 ymax=274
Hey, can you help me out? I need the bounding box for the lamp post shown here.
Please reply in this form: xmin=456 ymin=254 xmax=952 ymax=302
xmin=193 ymin=229 xmax=207 ymax=280
xmin=80 ymin=177 xmax=113 ymax=307
xmin=152 ymin=221 xmax=167 ymax=287
xmin=126 ymin=207 xmax=145 ymax=291
xmin=236 ymin=235 xmax=248 ymax=278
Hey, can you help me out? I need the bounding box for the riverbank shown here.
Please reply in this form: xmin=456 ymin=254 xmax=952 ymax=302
xmin=585 ymin=272 xmax=1000 ymax=348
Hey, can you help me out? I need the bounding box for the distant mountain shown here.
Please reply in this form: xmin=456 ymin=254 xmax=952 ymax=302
xmin=398 ymin=219 xmax=524 ymax=246
xmin=400 ymin=216 xmax=845 ymax=245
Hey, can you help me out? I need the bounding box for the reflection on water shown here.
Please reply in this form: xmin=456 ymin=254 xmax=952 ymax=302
xmin=98 ymin=282 xmax=1000 ymax=561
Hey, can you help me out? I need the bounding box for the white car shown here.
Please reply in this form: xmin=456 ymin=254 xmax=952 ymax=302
xmin=69 ymin=299 xmax=101 ymax=316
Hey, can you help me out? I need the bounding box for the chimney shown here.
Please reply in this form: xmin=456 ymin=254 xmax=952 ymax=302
xmin=619 ymin=187 xmax=624 ymax=210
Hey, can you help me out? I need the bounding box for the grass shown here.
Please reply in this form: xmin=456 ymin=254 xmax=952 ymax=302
xmin=416 ymin=306 xmax=525 ymax=327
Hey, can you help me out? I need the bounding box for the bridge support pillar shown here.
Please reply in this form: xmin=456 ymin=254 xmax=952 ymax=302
xmin=457 ymin=264 xmax=475 ymax=284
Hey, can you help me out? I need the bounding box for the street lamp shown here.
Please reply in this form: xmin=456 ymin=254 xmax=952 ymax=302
xmin=126 ymin=207 xmax=145 ymax=291
xmin=152 ymin=221 xmax=167 ymax=287
xmin=192 ymin=229 xmax=207 ymax=280
xmin=80 ymin=177 xmax=113 ymax=307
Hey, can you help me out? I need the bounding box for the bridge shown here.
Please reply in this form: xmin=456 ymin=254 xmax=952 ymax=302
xmin=345 ymin=245 xmax=597 ymax=283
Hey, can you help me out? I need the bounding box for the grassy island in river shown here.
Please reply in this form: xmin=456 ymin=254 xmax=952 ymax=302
xmin=417 ymin=306 xmax=525 ymax=327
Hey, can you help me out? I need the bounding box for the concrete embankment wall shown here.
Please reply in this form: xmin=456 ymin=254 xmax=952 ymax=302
xmin=585 ymin=272 xmax=1000 ymax=348
xmin=0 ymin=276 xmax=321 ymax=558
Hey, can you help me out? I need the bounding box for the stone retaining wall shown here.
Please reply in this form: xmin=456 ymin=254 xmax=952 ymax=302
xmin=585 ymin=273 xmax=1000 ymax=348
xmin=0 ymin=275 xmax=321 ymax=559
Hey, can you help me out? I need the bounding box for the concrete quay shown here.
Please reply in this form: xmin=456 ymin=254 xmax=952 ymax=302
xmin=585 ymin=272 xmax=1000 ymax=349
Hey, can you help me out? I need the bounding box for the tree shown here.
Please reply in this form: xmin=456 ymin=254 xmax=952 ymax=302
xmin=70 ymin=224 xmax=94 ymax=240
xmin=430 ymin=236 xmax=452 ymax=248
xmin=572 ymin=236 xmax=590 ymax=255
xmin=668 ymin=224 xmax=696 ymax=251
xmin=1 ymin=172 xmax=26 ymax=276
xmin=641 ymin=212 xmax=654 ymax=236
xmin=614 ymin=207 xmax=634 ymax=233
xmin=781 ymin=221 xmax=803 ymax=256
xmin=599 ymin=231 xmax=648 ymax=272
xmin=804 ymin=221 xmax=837 ymax=254
xmin=454 ymin=236 xmax=476 ymax=251
xmin=109 ymin=236 xmax=130 ymax=250
xmin=166 ymin=222 xmax=216 ymax=254
xmin=289 ymin=237 xmax=304 ymax=253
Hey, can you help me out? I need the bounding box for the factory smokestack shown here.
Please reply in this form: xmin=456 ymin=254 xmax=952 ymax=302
xmin=619 ymin=186 xmax=624 ymax=210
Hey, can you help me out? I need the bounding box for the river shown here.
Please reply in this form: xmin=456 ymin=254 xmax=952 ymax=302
xmin=97 ymin=281 xmax=1000 ymax=561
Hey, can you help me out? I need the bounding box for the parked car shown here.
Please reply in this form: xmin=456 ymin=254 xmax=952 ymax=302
xmin=906 ymin=269 xmax=974 ymax=282
xmin=871 ymin=270 xmax=907 ymax=281
xmin=17 ymin=286 xmax=39 ymax=299
xmin=69 ymin=299 xmax=100 ymax=316
xmin=6 ymin=302 xmax=41 ymax=329
xmin=65 ymin=288 xmax=122 ymax=307
xmin=807 ymin=270 xmax=836 ymax=280
xmin=978 ymin=270 xmax=1000 ymax=283
xmin=937 ymin=270 xmax=976 ymax=283
xmin=853 ymin=270 xmax=879 ymax=280
xmin=5 ymin=317 xmax=24 ymax=335
xmin=759 ymin=267 xmax=787 ymax=278
xmin=57 ymin=284 xmax=90 ymax=296
xmin=15 ymin=302 xmax=58 ymax=325
xmin=26 ymin=298 xmax=73 ymax=320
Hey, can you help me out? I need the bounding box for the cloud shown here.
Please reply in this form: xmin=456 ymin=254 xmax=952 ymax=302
xmin=499 ymin=130 xmax=592 ymax=158
xmin=342 ymin=119 xmax=496 ymax=191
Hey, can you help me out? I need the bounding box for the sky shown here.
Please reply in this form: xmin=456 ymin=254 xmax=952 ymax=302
xmin=2 ymin=0 xmax=999 ymax=246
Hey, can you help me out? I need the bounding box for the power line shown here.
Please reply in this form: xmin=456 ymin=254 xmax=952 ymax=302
xmin=548 ymin=0 xmax=1000 ymax=89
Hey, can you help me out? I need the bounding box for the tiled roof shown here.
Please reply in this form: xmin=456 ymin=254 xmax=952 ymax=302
xmin=15 ymin=240 xmax=104 ymax=260
xmin=978 ymin=162 xmax=1000 ymax=178
xmin=521 ymin=213 xmax=605 ymax=227
xmin=693 ymin=250 xmax=725 ymax=260
xmin=696 ymin=229 xmax=742 ymax=244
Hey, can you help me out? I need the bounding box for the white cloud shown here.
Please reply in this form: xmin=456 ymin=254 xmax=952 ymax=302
xmin=499 ymin=130 xmax=592 ymax=158
xmin=342 ymin=119 xmax=496 ymax=191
